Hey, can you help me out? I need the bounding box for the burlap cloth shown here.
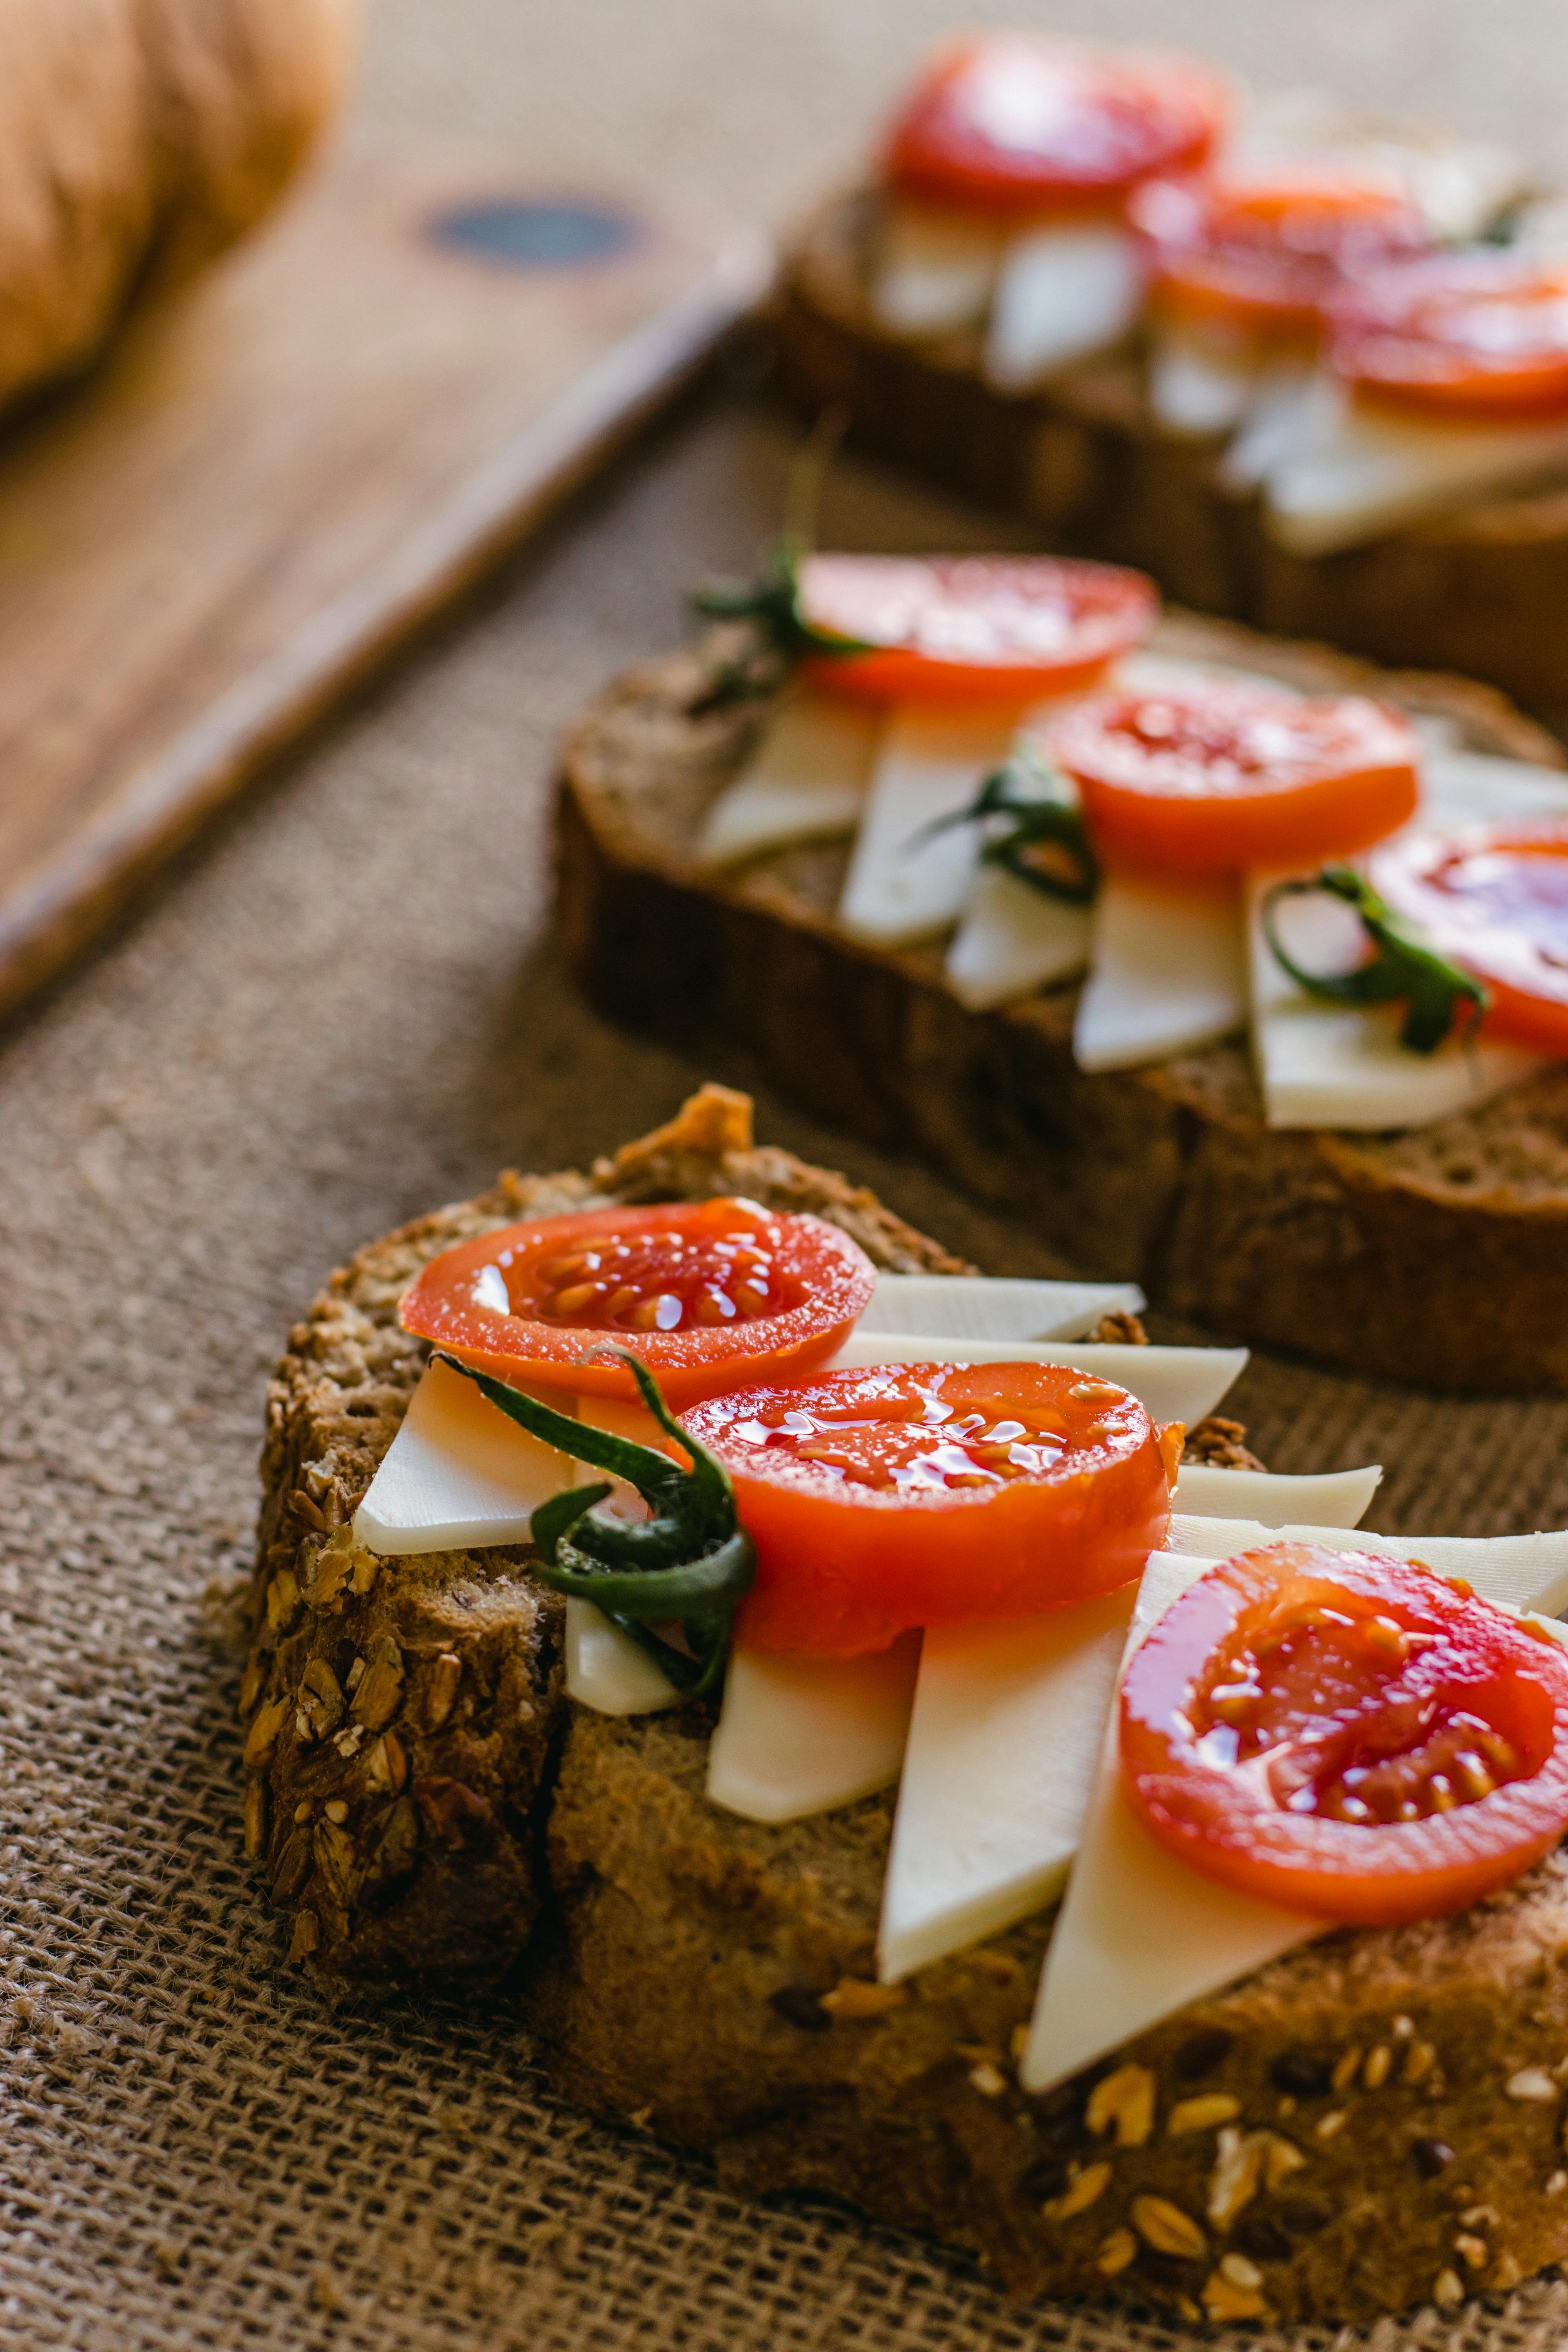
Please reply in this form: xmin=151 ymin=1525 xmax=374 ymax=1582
xmin=7 ymin=4 xmax=1568 ymax=2346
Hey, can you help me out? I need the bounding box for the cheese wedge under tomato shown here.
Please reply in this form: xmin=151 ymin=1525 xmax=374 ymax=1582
xmin=697 ymin=689 xmax=882 ymax=867
xmin=857 ymin=1271 xmax=1144 ymax=1342
xmin=706 ymin=1633 xmax=922 ymax=1822
xmin=1249 ymin=738 xmax=1568 ymax=1131
xmin=1020 ymin=1532 xmax=1568 ymax=2092
xmin=838 ymin=706 xmax=1016 ymax=946
xmin=869 ymin=198 xmax=1006 ymax=337
xmin=984 ymin=222 xmax=1145 ymax=391
xmin=1259 ymin=375 xmax=1568 ymax=557
xmin=1073 ymin=872 xmax=1248 ymax=1071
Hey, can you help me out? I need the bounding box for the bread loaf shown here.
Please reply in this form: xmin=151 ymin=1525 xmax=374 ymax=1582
xmin=0 ymin=0 xmax=358 ymax=419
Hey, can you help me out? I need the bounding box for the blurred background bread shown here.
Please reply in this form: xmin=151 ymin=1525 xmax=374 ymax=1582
xmin=0 ymin=0 xmax=359 ymax=420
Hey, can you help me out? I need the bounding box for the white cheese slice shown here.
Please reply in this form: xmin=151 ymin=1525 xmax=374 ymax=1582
xmin=1247 ymin=869 xmax=1544 ymax=1130
xmin=352 ymin=1357 xmax=577 ymax=1556
xmin=1172 ymin=1461 xmax=1381 ymax=1527
xmin=879 ymin=1589 xmax=1134 ymax=1982
xmin=706 ymin=1632 xmax=922 ymax=1822
xmin=826 ymin=1332 xmax=1248 ymax=1427
xmin=696 ymin=689 xmax=881 ymax=867
xmin=1261 ymin=375 xmax=1568 ymax=557
xmin=1171 ymin=1515 xmax=1568 ymax=1613
xmin=1148 ymin=330 xmax=1260 ymax=440
xmin=1217 ymin=364 xmax=1322 ymax=494
xmin=869 ymin=198 xmax=1005 ymax=338
xmin=565 ymin=1599 xmax=681 ymax=1715
xmin=1111 ymin=651 xmax=1301 ymax=699
xmin=1074 ymin=874 xmax=1247 ymax=1073
xmin=1022 ymin=1528 xmax=1568 ymax=2092
xmin=858 ymin=1272 xmax=1144 ymax=1343
xmin=1419 ymin=744 xmax=1568 ymax=829
xmin=944 ymin=862 xmax=1093 ymax=1008
xmin=984 ymin=222 xmax=1144 ymax=392
xmin=838 ymin=707 xmax=1014 ymax=947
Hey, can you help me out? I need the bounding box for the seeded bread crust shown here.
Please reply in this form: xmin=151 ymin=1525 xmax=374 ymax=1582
xmin=555 ymin=624 xmax=1568 ymax=1394
xmin=773 ymin=189 xmax=1568 ymax=731
xmin=249 ymin=1092 xmax=1568 ymax=2327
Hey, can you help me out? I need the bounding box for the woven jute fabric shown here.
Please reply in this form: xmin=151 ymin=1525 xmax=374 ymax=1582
xmin=9 ymin=4 xmax=1568 ymax=2347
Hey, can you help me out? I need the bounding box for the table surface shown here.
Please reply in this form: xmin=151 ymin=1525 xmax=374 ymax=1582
xmin=8 ymin=5 xmax=1568 ymax=2350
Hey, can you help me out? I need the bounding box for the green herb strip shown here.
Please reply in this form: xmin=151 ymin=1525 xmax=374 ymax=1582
xmin=432 ymin=1349 xmax=755 ymax=1697
xmin=1261 ymin=864 xmax=1489 ymax=1055
xmin=919 ymin=750 xmax=1099 ymax=906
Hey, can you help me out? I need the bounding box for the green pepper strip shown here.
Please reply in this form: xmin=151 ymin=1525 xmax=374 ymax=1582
xmin=430 ymin=1349 xmax=755 ymax=1699
xmin=1261 ymin=864 xmax=1489 ymax=1055
xmin=916 ymin=749 xmax=1099 ymax=907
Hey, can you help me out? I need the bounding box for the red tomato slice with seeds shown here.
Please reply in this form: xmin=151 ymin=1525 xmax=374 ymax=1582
xmin=884 ymin=38 xmax=1228 ymax=218
xmin=1050 ymin=679 xmax=1419 ymax=875
xmin=1368 ymin=824 xmax=1568 ymax=1054
xmin=1330 ymin=253 xmax=1568 ymax=420
xmin=685 ymin=1362 xmax=1178 ymax=1657
xmin=400 ymin=1200 xmax=875 ymax=1409
xmin=1120 ymin=1542 xmax=1568 ymax=1926
xmin=1132 ymin=169 xmax=1430 ymax=337
xmin=797 ymin=554 xmax=1158 ymax=707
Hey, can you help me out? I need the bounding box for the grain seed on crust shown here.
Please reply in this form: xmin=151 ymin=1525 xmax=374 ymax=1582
xmin=1169 ymin=2092 xmax=1240 ymax=2136
xmin=1131 ymin=2196 xmax=1207 ymax=2260
xmin=1042 ymin=2161 xmax=1111 ymax=2223
xmin=1086 ymin=2062 xmax=1155 ymax=2147
xmin=1096 ymin=2228 xmax=1137 ymax=2277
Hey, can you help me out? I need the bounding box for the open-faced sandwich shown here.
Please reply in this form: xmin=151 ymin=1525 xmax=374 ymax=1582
xmin=773 ymin=31 xmax=1568 ymax=722
xmin=557 ymin=538 xmax=1568 ymax=1391
xmin=247 ymin=1086 xmax=1568 ymax=2328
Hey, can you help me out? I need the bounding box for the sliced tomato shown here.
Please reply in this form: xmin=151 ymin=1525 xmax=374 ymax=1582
xmin=684 ymin=1362 xmax=1178 ymax=1657
xmin=1330 ymin=253 xmax=1568 ymax=419
xmin=1368 ymin=823 xmax=1568 ymax=1054
xmin=399 ymin=1199 xmax=875 ymax=1409
xmin=884 ymin=38 xmax=1227 ymax=218
xmin=1120 ymin=1542 xmax=1568 ymax=1925
xmin=797 ymin=554 xmax=1158 ymax=707
xmin=1132 ymin=169 xmax=1430 ymax=337
xmin=1050 ymin=679 xmax=1419 ymax=875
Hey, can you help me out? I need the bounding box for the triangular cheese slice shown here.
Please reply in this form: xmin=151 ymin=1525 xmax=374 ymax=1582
xmin=984 ymin=222 xmax=1143 ymax=391
xmin=352 ymin=1357 xmax=576 ymax=1555
xmin=1074 ymin=873 xmax=1247 ymax=1072
xmin=707 ymin=1634 xmax=922 ymax=1822
xmin=857 ymin=1272 xmax=1143 ymax=1343
xmin=869 ymin=198 xmax=1004 ymax=337
xmin=878 ymin=1588 xmax=1135 ymax=1982
xmin=838 ymin=707 xmax=1014 ymax=947
xmin=1022 ymin=1529 xmax=1568 ymax=2091
xmin=697 ymin=689 xmax=880 ymax=867
xmin=1172 ymin=1461 xmax=1381 ymax=1527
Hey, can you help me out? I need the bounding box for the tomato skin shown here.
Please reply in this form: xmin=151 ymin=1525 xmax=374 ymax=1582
xmin=1368 ymin=824 xmax=1568 ymax=1056
xmin=684 ymin=1362 xmax=1174 ymax=1657
xmin=1050 ymin=681 xmax=1419 ymax=875
xmin=399 ymin=1200 xmax=875 ymax=1409
xmin=1132 ymin=170 xmax=1430 ymax=337
xmin=1120 ymin=1544 xmax=1568 ymax=1926
xmin=1330 ymin=254 xmax=1568 ymax=420
xmin=884 ymin=39 xmax=1227 ymax=218
xmin=796 ymin=554 xmax=1158 ymax=708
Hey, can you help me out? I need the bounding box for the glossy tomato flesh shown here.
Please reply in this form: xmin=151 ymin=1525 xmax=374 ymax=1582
xmin=399 ymin=1199 xmax=875 ymax=1408
xmin=884 ymin=38 xmax=1227 ymax=217
xmin=1132 ymin=170 xmax=1430 ymax=336
xmin=1050 ymin=679 xmax=1419 ymax=874
xmin=797 ymin=554 xmax=1158 ymax=706
xmin=685 ymin=1361 xmax=1178 ymax=1656
xmin=1330 ymin=253 xmax=1568 ymax=419
xmin=1369 ymin=824 xmax=1568 ymax=1054
xmin=1120 ymin=1543 xmax=1568 ymax=1924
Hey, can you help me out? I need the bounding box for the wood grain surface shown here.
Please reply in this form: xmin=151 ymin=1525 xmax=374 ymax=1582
xmin=0 ymin=137 xmax=766 ymax=1023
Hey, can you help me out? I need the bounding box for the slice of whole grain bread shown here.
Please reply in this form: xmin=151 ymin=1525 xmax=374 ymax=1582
xmin=247 ymin=1090 xmax=1568 ymax=2328
xmin=773 ymin=190 xmax=1568 ymax=734
xmin=555 ymin=621 xmax=1568 ymax=1394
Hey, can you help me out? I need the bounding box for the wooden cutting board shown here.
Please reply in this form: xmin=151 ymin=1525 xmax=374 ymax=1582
xmin=0 ymin=137 xmax=767 ymax=1025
